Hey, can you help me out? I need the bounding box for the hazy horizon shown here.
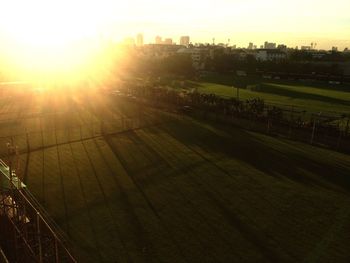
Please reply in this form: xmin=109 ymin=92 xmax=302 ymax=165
xmin=0 ymin=0 xmax=349 ymax=50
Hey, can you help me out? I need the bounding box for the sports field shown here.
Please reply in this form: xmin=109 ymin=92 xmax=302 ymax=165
xmin=192 ymin=75 xmax=350 ymax=114
xmin=1 ymin=90 xmax=350 ymax=262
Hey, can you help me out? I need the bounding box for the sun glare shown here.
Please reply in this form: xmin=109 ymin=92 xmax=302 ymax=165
xmin=0 ymin=0 xmax=120 ymax=83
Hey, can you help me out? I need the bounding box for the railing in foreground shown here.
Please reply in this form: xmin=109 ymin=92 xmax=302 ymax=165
xmin=0 ymin=159 xmax=77 ymax=263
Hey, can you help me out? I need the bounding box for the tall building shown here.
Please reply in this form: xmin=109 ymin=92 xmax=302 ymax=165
xmin=180 ymin=36 xmax=190 ymax=46
xmin=155 ymin=36 xmax=162 ymax=44
xmin=248 ymin=42 xmax=254 ymax=49
xmin=136 ymin=33 xmax=144 ymax=46
xmin=264 ymin=41 xmax=276 ymax=49
xmin=164 ymin=38 xmax=173 ymax=45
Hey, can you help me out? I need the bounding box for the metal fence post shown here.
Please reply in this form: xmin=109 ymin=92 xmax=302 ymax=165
xmin=336 ymin=124 xmax=342 ymax=150
xmin=54 ymin=238 xmax=59 ymax=263
xmin=310 ymin=117 xmax=316 ymax=145
xmin=311 ymin=113 xmax=322 ymax=145
xmin=37 ymin=212 xmax=43 ymax=263
xmin=288 ymin=105 xmax=294 ymax=138
xmin=345 ymin=118 xmax=350 ymax=138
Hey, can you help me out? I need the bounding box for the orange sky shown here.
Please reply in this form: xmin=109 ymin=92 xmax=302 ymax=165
xmin=0 ymin=0 xmax=349 ymax=81
xmin=0 ymin=0 xmax=349 ymax=50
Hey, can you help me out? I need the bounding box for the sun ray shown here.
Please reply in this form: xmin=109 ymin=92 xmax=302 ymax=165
xmin=0 ymin=0 xmax=124 ymax=85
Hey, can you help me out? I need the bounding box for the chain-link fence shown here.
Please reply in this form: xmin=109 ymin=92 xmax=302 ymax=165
xmin=0 ymin=111 xmax=166 ymax=158
xmin=122 ymin=87 xmax=350 ymax=153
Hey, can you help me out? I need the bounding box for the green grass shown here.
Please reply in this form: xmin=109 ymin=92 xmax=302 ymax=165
xmin=1 ymin=92 xmax=350 ymax=262
xmin=189 ymin=75 xmax=350 ymax=114
xmin=26 ymin=112 xmax=350 ymax=263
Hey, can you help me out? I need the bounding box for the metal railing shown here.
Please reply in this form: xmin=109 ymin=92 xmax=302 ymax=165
xmin=0 ymin=159 xmax=77 ymax=263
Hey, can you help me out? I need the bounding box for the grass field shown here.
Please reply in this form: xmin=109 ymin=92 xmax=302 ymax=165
xmin=1 ymin=90 xmax=350 ymax=262
xmin=190 ymin=74 xmax=350 ymax=114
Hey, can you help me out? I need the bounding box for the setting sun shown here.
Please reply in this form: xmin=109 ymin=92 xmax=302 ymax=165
xmin=0 ymin=0 xmax=122 ymax=81
xmin=0 ymin=0 xmax=349 ymax=83
xmin=0 ymin=0 xmax=349 ymax=262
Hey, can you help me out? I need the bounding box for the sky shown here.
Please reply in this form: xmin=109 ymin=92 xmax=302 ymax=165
xmin=0 ymin=0 xmax=349 ymax=50
xmin=109 ymin=0 xmax=350 ymax=49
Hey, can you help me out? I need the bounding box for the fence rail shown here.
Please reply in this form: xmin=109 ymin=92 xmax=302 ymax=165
xmin=0 ymin=111 xmax=166 ymax=157
xmin=117 ymin=89 xmax=350 ymax=154
xmin=0 ymin=159 xmax=77 ymax=263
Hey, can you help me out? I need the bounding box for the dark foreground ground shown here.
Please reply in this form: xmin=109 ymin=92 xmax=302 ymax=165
xmin=1 ymin=91 xmax=349 ymax=262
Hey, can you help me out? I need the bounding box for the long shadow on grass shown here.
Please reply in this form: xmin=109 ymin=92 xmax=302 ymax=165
xmin=128 ymin=129 xmax=294 ymax=262
xmin=200 ymin=74 xmax=258 ymax=87
xmin=258 ymin=84 xmax=350 ymax=107
xmin=269 ymin=81 xmax=350 ymax=93
xmin=100 ymin=121 xmax=349 ymax=262
xmin=159 ymin=119 xmax=350 ymax=193
xmin=201 ymin=73 xmax=350 ymax=93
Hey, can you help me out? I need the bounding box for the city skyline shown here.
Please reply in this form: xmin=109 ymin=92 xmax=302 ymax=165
xmin=0 ymin=0 xmax=349 ymax=51
xmin=124 ymin=34 xmax=345 ymax=51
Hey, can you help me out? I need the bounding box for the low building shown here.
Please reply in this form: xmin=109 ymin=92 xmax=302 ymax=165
xmin=231 ymin=49 xmax=249 ymax=61
xmin=142 ymin=44 xmax=184 ymax=58
xmin=164 ymin=38 xmax=173 ymax=45
xmin=311 ymin=51 xmax=327 ymax=59
xmin=301 ymin=46 xmax=312 ymax=50
xmin=177 ymin=47 xmax=208 ymax=69
xmin=256 ymin=49 xmax=286 ymax=61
